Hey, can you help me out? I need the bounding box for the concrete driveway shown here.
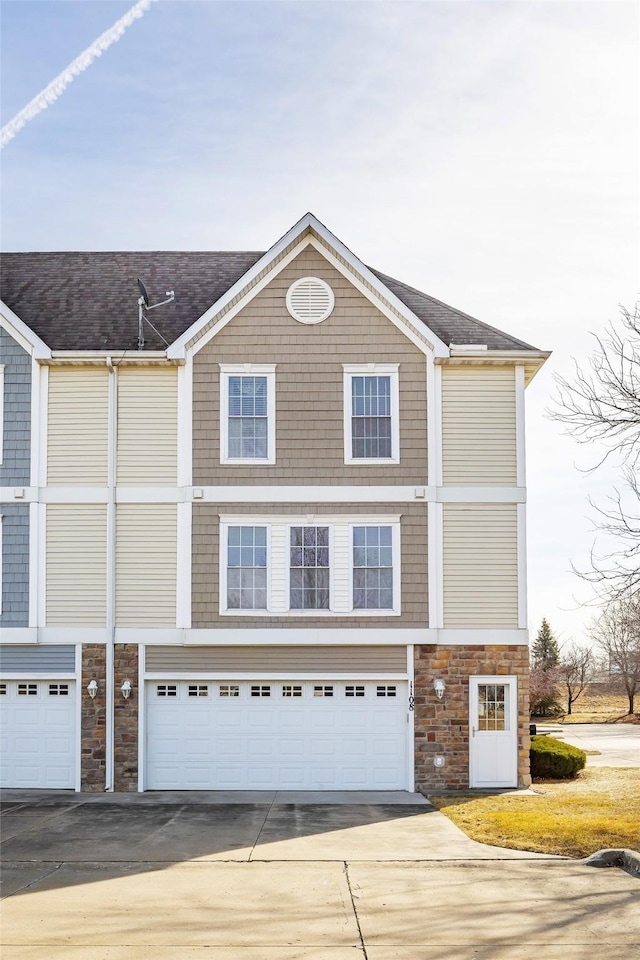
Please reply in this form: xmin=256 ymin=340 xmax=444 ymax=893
xmin=554 ymin=723 xmax=640 ymax=768
xmin=1 ymin=791 xmax=639 ymax=959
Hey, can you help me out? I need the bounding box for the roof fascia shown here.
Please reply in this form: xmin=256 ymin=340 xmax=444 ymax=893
xmin=0 ymin=300 xmax=51 ymax=359
xmin=44 ymin=351 xmax=179 ymax=366
xmin=167 ymin=212 xmax=318 ymax=359
xmin=168 ymin=212 xmax=451 ymax=359
xmin=307 ymin=215 xmax=449 ymax=357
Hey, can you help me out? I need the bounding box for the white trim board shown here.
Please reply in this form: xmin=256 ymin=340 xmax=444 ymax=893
xmin=167 ymin=214 xmax=450 ymax=361
xmin=0 ymin=301 xmax=52 ymax=359
xmin=4 ymin=485 xmax=528 ymax=505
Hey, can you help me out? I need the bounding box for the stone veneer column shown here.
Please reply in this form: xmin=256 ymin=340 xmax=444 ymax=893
xmin=414 ymin=644 xmax=531 ymax=792
xmin=113 ymin=643 xmax=139 ymax=791
xmin=81 ymin=644 xmax=107 ymax=791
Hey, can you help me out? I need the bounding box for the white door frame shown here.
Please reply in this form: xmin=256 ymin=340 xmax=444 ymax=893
xmin=469 ymin=675 xmax=518 ymax=788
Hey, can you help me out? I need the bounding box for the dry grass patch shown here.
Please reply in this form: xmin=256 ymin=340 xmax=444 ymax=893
xmin=542 ymin=689 xmax=637 ymax=724
xmin=429 ymin=768 xmax=640 ymax=859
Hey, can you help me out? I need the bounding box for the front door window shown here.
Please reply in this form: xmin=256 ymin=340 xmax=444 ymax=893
xmin=477 ymin=683 xmax=509 ymax=731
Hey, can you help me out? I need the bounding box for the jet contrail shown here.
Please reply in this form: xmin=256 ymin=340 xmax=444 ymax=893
xmin=1 ymin=0 xmax=155 ymax=148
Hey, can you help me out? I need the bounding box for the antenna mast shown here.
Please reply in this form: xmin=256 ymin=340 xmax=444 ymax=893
xmin=137 ymin=278 xmax=175 ymax=350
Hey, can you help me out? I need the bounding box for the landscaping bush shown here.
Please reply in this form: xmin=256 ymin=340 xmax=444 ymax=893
xmin=530 ymin=735 xmax=587 ymax=779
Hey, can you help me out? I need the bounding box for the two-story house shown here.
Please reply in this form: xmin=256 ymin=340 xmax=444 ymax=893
xmin=0 ymin=213 xmax=548 ymax=794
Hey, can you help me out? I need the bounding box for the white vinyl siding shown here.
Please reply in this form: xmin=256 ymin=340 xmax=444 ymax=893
xmin=442 ymin=503 xmax=518 ymax=628
xmin=117 ymin=367 xmax=178 ymax=485
xmin=46 ymin=504 xmax=107 ymax=625
xmin=47 ymin=367 xmax=109 ymax=485
xmin=116 ymin=503 xmax=177 ymax=626
xmin=441 ymin=366 xmax=517 ymax=485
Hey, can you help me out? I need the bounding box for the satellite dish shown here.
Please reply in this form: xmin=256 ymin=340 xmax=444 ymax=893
xmin=137 ymin=278 xmax=149 ymax=307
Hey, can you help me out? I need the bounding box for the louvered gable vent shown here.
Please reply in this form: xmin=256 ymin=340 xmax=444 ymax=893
xmin=286 ymin=277 xmax=334 ymax=324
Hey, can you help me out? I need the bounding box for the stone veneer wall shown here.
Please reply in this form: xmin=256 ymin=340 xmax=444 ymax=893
xmin=81 ymin=644 xmax=107 ymax=791
xmin=414 ymin=644 xmax=530 ymax=791
xmin=114 ymin=644 xmax=139 ymax=791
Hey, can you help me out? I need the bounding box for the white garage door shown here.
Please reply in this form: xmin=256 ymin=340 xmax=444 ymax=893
xmin=145 ymin=679 xmax=408 ymax=790
xmin=0 ymin=680 xmax=77 ymax=788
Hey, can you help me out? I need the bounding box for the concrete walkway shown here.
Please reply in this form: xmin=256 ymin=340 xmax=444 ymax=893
xmin=1 ymin=792 xmax=638 ymax=959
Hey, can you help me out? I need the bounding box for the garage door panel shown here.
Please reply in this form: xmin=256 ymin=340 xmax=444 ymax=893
xmin=146 ymin=679 xmax=408 ymax=790
xmin=0 ymin=680 xmax=76 ymax=789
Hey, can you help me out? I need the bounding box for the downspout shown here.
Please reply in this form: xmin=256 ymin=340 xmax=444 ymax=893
xmin=105 ymin=356 xmax=117 ymax=790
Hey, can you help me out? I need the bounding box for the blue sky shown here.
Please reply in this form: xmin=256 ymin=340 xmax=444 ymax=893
xmin=1 ymin=0 xmax=638 ymax=644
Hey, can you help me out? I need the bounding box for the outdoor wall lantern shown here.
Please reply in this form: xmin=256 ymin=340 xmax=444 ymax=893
xmin=86 ymin=680 xmax=98 ymax=699
xmin=121 ymin=680 xmax=132 ymax=700
xmin=433 ymin=678 xmax=446 ymax=700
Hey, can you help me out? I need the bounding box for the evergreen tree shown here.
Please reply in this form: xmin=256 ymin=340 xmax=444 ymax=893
xmin=531 ymin=618 xmax=560 ymax=668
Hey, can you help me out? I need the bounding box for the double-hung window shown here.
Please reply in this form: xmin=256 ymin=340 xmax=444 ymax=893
xmin=343 ymin=364 xmax=399 ymax=463
xmin=220 ymin=516 xmax=400 ymax=616
xmin=225 ymin=526 xmax=267 ymax=610
xmin=289 ymin=526 xmax=330 ymax=610
xmin=353 ymin=525 xmax=394 ymax=610
xmin=220 ymin=365 xmax=276 ymax=464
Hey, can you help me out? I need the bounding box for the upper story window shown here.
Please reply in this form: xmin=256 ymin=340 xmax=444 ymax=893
xmin=353 ymin=525 xmax=394 ymax=610
xmin=226 ymin=525 xmax=267 ymax=610
xmin=220 ymin=515 xmax=401 ymax=617
xmin=343 ymin=364 xmax=399 ymax=464
xmin=220 ymin=364 xmax=276 ymax=465
xmin=290 ymin=526 xmax=330 ymax=610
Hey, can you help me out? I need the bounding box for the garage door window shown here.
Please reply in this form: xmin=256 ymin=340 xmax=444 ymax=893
xmin=219 ymin=684 xmax=239 ymax=697
xmin=48 ymin=684 xmax=69 ymax=696
xmin=156 ymin=684 xmax=177 ymax=697
xmin=18 ymin=683 xmax=37 ymax=696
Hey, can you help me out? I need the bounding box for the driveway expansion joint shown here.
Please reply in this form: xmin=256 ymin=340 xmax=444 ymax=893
xmin=344 ymin=860 xmax=368 ymax=960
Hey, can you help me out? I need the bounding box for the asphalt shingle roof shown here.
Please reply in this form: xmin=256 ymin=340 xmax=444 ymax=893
xmin=1 ymin=251 xmax=540 ymax=352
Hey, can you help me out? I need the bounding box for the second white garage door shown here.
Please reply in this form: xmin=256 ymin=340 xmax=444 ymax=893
xmin=145 ymin=679 xmax=408 ymax=790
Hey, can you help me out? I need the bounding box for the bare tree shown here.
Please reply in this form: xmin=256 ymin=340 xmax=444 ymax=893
xmin=529 ymin=663 xmax=561 ymax=717
xmin=551 ymin=304 xmax=640 ymax=600
xmin=557 ymin=642 xmax=596 ymax=716
xmin=589 ymin=595 xmax=640 ymax=715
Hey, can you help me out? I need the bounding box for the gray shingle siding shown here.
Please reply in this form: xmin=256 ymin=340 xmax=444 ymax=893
xmin=0 ymin=327 xmax=31 ymax=486
xmin=1 ymin=504 xmax=29 ymax=627
xmin=0 ymin=644 xmax=75 ymax=672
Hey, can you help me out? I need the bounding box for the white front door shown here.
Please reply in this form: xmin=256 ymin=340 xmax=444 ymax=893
xmin=0 ymin=679 xmax=77 ymax=788
xmin=145 ymin=679 xmax=408 ymax=790
xmin=469 ymin=676 xmax=518 ymax=788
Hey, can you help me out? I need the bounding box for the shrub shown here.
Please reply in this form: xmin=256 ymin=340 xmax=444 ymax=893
xmin=530 ymin=735 xmax=587 ymax=779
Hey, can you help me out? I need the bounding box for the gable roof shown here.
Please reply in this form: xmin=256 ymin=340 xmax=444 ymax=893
xmin=1 ymin=218 xmax=542 ymax=355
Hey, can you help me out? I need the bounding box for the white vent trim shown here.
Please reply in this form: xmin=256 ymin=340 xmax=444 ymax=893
xmin=286 ymin=277 xmax=335 ymax=324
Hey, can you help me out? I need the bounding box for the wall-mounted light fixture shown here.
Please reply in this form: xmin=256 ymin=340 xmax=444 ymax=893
xmin=433 ymin=678 xmax=446 ymax=700
xmin=433 ymin=755 xmax=445 ymax=768
xmin=87 ymin=680 xmax=98 ymax=699
xmin=121 ymin=680 xmax=132 ymax=700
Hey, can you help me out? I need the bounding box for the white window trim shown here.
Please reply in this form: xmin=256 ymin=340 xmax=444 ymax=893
xmin=348 ymin=522 xmax=401 ymax=616
xmin=343 ymin=363 xmax=400 ymax=465
xmin=219 ymin=515 xmax=401 ymax=618
xmin=219 ymin=364 xmax=276 ymax=465
xmin=219 ymin=522 xmax=271 ymax=616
